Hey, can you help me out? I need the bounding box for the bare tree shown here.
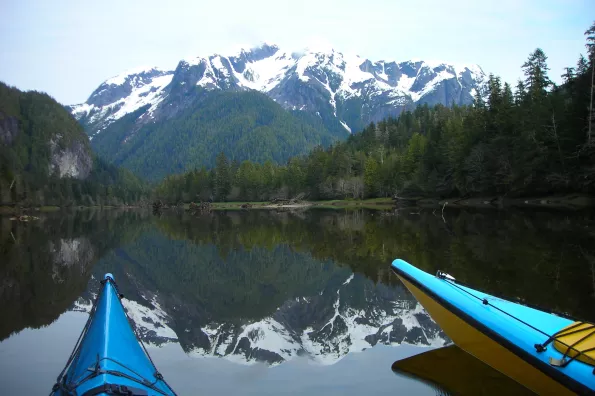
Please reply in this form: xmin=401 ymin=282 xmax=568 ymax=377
xmin=586 ymin=23 xmax=595 ymax=146
xmin=349 ymin=177 xmax=364 ymax=199
xmin=589 ymin=57 xmax=594 ymax=146
xmin=550 ymin=112 xmax=565 ymax=170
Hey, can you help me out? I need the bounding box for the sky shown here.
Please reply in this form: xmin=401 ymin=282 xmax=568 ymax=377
xmin=1 ymin=0 xmax=593 ymax=105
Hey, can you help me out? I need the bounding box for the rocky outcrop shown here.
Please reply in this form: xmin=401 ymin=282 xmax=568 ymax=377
xmin=48 ymin=137 xmax=92 ymax=179
xmin=0 ymin=112 xmax=19 ymax=145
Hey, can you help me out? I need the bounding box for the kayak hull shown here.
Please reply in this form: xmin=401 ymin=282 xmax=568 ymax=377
xmin=391 ymin=259 xmax=594 ymax=395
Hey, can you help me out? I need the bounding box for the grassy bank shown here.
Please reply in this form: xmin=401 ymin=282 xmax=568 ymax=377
xmin=310 ymin=198 xmax=394 ymax=210
xmin=211 ymin=202 xmax=271 ymax=210
xmin=178 ymin=198 xmax=396 ymax=211
xmin=193 ymin=194 xmax=594 ymax=212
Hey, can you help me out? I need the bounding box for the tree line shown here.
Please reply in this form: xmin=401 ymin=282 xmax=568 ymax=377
xmin=155 ymin=22 xmax=595 ymax=203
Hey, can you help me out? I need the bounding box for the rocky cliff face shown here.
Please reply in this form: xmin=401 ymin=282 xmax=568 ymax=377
xmin=70 ymin=44 xmax=485 ymax=139
xmin=48 ymin=137 xmax=92 ymax=179
xmin=0 ymin=112 xmax=19 ymax=145
xmin=1 ymin=111 xmax=92 ymax=180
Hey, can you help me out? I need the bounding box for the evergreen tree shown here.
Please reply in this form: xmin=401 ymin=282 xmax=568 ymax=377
xmin=514 ymin=80 xmax=526 ymax=105
xmin=585 ymin=21 xmax=595 ymax=60
xmin=215 ymin=152 xmax=231 ymax=201
xmin=561 ymin=67 xmax=576 ymax=84
xmin=585 ymin=22 xmax=595 ymax=146
xmin=522 ymin=48 xmax=552 ymax=101
xmin=364 ymin=156 xmax=379 ymax=197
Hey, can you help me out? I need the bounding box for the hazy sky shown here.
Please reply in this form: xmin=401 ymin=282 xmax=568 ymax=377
xmin=1 ymin=0 xmax=593 ymax=104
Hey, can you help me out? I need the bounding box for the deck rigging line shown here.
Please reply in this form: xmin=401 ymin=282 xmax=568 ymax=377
xmin=435 ymin=270 xmax=595 ymax=373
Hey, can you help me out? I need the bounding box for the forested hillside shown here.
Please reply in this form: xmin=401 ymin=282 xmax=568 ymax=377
xmin=91 ymin=89 xmax=345 ymax=181
xmin=0 ymin=83 xmax=147 ymax=206
xmin=155 ymin=23 xmax=595 ymax=203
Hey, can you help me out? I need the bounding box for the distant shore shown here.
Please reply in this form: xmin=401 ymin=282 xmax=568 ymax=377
xmin=406 ymin=194 xmax=595 ymax=211
xmin=2 ymin=194 xmax=594 ymax=214
xmin=183 ymin=198 xmax=395 ymax=211
xmin=183 ymin=194 xmax=595 ymax=211
xmin=0 ymin=205 xmax=143 ymax=215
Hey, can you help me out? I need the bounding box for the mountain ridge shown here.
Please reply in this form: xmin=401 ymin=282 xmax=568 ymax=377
xmin=70 ymin=43 xmax=485 ymax=138
xmin=68 ymin=43 xmax=485 ymax=181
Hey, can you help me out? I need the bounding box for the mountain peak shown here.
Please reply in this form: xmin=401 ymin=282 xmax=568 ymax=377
xmin=302 ymin=38 xmax=336 ymax=55
xmin=412 ymin=59 xmax=484 ymax=77
xmin=104 ymin=66 xmax=166 ymax=86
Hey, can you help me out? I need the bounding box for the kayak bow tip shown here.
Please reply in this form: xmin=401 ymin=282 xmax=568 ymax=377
xmin=104 ymin=273 xmax=114 ymax=281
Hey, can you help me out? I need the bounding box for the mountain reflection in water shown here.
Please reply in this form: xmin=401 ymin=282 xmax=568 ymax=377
xmin=1 ymin=208 xmax=594 ymax=393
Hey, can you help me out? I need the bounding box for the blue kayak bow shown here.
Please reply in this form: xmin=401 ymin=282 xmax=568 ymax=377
xmin=51 ymin=274 xmax=176 ymax=396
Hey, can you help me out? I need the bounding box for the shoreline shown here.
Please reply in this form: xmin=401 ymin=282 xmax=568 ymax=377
xmin=3 ymin=194 xmax=594 ymax=214
xmin=205 ymin=198 xmax=395 ymax=210
xmin=406 ymin=194 xmax=595 ymax=211
xmin=0 ymin=205 xmax=144 ymax=215
xmin=184 ymin=194 xmax=595 ymax=211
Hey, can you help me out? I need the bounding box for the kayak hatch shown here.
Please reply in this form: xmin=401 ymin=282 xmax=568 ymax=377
xmin=550 ymin=321 xmax=595 ymax=367
xmin=51 ymin=273 xmax=176 ymax=396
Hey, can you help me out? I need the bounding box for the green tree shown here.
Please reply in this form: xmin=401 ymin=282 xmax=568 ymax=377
xmin=522 ymin=48 xmax=552 ymax=101
xmin=364 ymin=156 xmax=380 ymax=197
xmin=215 ymin=152 xmax=231 ymax=201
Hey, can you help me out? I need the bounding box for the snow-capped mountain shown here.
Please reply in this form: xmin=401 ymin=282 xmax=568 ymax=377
xmin=70 ymin=43 xmax=484 ymax=138
xmin=70 ymin=66 xmax=174 ymax=134
xmin=72 ymin=271 xmax=447 ymax=366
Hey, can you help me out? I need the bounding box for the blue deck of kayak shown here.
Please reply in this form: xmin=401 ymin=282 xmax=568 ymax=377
xmin=391 ymin=259 xmax=594 ymax=392
xmin=54 ymin=274 xmax=174 ymax=395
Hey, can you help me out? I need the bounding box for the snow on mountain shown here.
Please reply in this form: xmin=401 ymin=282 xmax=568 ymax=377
xmin=69 ymin=67 xmax=174 ymax=136
xmin=71 ymin=43 xmax=484 ymax=138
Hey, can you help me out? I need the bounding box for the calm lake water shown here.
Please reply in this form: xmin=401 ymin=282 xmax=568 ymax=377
xmin=1 ymin=208 xmax=594 ymax=395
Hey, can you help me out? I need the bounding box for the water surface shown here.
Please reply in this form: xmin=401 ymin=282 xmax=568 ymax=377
xmin=1 ymin=208 xmax=593 ymax=394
